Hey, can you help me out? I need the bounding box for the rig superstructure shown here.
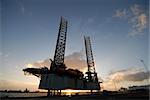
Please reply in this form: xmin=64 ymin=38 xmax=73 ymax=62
xmin=23 ymin=17 xmax=100 ymax=96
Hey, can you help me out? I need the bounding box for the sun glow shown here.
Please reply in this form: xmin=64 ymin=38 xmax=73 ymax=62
xmin=63 ymin=89 xmax=80 ymax=96
xmin=81 ymin=67 xmax=88 ymax=74
xmin=26 ymin=64 xmax=33 ymax=68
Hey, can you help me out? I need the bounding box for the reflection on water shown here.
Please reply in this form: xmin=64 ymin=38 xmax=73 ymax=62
xmin=0 ymin=92 xmax=47 ymax=98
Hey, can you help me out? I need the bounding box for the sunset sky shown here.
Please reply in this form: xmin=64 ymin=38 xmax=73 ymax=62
xmin=0 ymin=0 xmax=149 ymax=91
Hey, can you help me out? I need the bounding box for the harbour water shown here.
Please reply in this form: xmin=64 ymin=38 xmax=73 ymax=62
xmin=0 ymin=92 xmax=47 ymax=98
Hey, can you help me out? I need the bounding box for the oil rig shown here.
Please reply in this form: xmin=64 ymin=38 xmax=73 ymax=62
xmin=23 ymin=17 xmax=101 ymax=96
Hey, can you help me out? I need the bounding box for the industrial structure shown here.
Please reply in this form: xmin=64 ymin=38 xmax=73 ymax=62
xmin=23 ymin=17 xmax=100 ymax=96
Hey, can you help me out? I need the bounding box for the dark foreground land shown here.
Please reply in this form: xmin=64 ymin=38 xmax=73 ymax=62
xmin=1 ymin=95 xmax=149 ymax=100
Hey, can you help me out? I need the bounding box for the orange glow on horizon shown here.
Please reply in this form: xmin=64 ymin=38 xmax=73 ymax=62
xmin=63 ymin=89 xmax=80 ymax=95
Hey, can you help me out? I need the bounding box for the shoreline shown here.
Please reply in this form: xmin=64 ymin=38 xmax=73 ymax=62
xmin=1 ymin=94 xmax=149 ymax=100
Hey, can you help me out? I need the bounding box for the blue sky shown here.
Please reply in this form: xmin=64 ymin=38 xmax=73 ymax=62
xmin=0 ymin=0 xmax=149 ymax=91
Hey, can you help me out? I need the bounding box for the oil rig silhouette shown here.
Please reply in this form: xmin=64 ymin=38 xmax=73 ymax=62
xmin=23 ymin=17 xmax=101 ymax=96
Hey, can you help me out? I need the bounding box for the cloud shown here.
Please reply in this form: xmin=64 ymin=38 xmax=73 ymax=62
xmin=65 ymin=51 xmax=87 ymax=71
xmin=113 ymin=4 xmax=148 ymax=36
xmin=129 ymin=4 xmax=148 ymax=36
xmin=102 ymin=80 xmax=116 ymax=91
xmin=123 ymin=71 xmax=149 ymax=81
xmin=130 ymin=13 xmax=147 ymax=35
xmin=108 ymin=68 xmax=149 ymax=82
xmin=113 ymin=9 xmax=127 ymax=18
xmin=102 ymin=67 xmax=149 ymax=90
xmin=26 ymin=59 xmax=51 ymax=68
xmin=110 ymin=69 xmax=148 ymax=82
xmin=26 ymin=51 xmax=87 ymax=72
xmin=130 ymin=4 xmax=143 ymax=16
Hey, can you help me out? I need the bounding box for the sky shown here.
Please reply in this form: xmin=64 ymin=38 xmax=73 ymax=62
xmin=0 ymin=0 xmax=149 ymax=91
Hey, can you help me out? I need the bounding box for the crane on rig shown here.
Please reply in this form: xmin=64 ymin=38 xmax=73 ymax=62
xmin=140 ymin=60 xmax=149 ymax=84
xmin=23 ymin=17 xmax=100 ymax=96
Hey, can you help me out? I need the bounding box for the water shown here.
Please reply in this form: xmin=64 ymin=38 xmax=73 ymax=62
xmin=0 ymin=92 xmax=47 ymax=98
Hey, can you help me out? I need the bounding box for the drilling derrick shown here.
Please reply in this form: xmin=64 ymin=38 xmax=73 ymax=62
xmin=50 ymin=17 xmax=68 ymax=73
xmin=84 ymin=36 xmax=98 ymax=83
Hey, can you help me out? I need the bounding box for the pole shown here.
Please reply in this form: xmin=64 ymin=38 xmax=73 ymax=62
xmin=47 ymin=89 xmax=50 ymax=96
